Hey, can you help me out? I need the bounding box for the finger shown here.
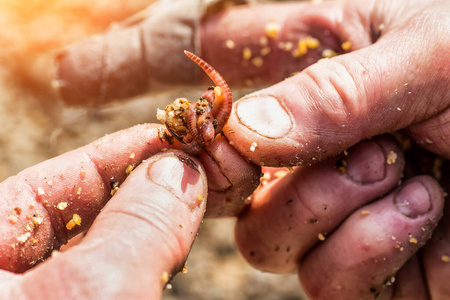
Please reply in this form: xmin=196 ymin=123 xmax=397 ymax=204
xmin=201 ymin=1 xmax=345 ymax=86
xmin=199 ymin=135 xmax=260 ymax=217
xmin=0 ymin=124 xmax=169 ymax=273
xmin=54 ymin=0 xmax=203 ymax=106
xmin=54 ymin=1 xmax=346 ymax=106
xmin=235 ymin=135 xmax=404 ymax=273
xmin=407 ymin=107 xmax=450 ymax=159
xmin=299 ymin=175 xmax=444 ymax=299
xmin=0 ymin=124 xmax=258 ymax=273
xmin=421 ymin=198 xmax=450 ymax=298
xmin=221 ymin=0 xmax=449 ymax=166
xmin=391 ymin=255 xmax=429 ymax=300
xmin=13 ymin=151 xmax=207 ymax=299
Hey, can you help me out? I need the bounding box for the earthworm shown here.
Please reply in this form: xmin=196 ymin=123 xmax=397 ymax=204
xmin=184 ymin=51 xmax=233 ymax=135
xmin=158 ymin=52 xmax=233 ymax=155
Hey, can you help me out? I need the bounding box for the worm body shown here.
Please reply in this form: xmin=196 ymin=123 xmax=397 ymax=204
xmin=184 ymin=51 xmax=233 ymax=134
xmin=157 ymin=51 xmax=233 ymax=155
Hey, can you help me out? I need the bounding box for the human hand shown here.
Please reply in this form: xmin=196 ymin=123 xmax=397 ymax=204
xmin=51 ymin=0 xmax=449 ymax=298
xmin=235 ymin=135 xmax=448 ymax=299
xmin=0 ymin=124 xmax=259 ymax=298
xmin=208 ymin=0 xmax=448 ymax=298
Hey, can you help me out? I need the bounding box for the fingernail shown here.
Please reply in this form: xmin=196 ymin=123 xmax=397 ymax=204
xmin=147 ymin=153 xmax=204 ymax=209
xmin=236 ymin=95 xmax=293 ymax=138
xmin=346 ymin=141 xmax=386 ymax=183
xmin=395 ymin=181 xmax=431 ymax=218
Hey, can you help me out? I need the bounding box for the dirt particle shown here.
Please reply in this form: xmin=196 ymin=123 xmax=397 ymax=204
xmin=305 ymin=36 xmax=320 ymax=49
xmin=322 ymin=49 xmax=337 ymax=58
xmin=335 ymin=158 xmax=347 ymax=174
xmin=32 ymin=215 xmax=43 ymax=226
xmin=17 ymin=232 xmax=31 ymax=244
xmin=274 ymin=170 xmax=288 ymax=178
xmin=161 ymin=271 xmax=170 ymax=283
xmin=242 ymin=47 xmax=252 ymax=60
xmin=197 ymin=194 xmax=204 ymax=207
xmin=387 ymin=151 xmax=398 ymax=164
xmin=318 ymin=233 xmax=325 ymax=241
xmin=442 ymin=255 xmax=450 ymax=263
xmin=57 ymin=202 xmax=68 ymax=211
xmin=9 ymin=215 xmax=18 ymax=224
xmin=225 ymin=39 xmax=235 ymax=49
xmin=181 ymin=265 xmax=188 ymax=274
xmin=341 ymin=41 xmax=352 ymax=51
xmin=252 ymin=57 xmax=264 ymax=67
xmin=125 ymin=164 xmax=134 ymax=176
xmin=260 ymin=46 xmax=271 ymax=56
xmin=278 ymin=41 xmax=293 ymax=51
xmin=265 ymin=21 xmax=280 ymax=38
xmin=409 ymin=237 xmax=418 ymax=244
xmin=259 ymin=36 xmax=268 ymax=47
xmin=292 ymin=39 xmax=307 ymax=58
xmin=110 ymin=182 xmax=120 ymax=196
xmin=361 ymin=210 xmax=370 ymax=216
xmin=37 ymin=187 xmax=45 ymax=196
xmin=66 ymin=214 xmax=81 ymax=230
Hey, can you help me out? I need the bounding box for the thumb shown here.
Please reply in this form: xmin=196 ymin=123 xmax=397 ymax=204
xmin=223 ymin=0 xmax=449 ymax=167
xmin=18 ymin=150 xmax=207 ymax=299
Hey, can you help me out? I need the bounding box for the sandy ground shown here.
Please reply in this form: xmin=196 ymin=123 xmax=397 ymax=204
xmin=0 ymin=0 xmax=307 ymax=299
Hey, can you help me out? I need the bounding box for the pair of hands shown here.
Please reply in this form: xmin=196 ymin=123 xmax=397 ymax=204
xmin=1 ymin=0 xmax=449 ymax=299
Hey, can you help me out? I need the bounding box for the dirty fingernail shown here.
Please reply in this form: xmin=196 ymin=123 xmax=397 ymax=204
xmin=346 ymin=141 xmax=386 ymax=183
xmin=395 ymin=181 xmax=431 ymax=218
xmin=147 ymin=153 xmax=204 ymax=209
xmin=236 ymin=95 xmax=293 ymax=138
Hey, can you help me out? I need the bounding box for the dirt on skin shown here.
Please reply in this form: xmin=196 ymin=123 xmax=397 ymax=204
xmin=0 ymin=1 xmax=307 ymax=299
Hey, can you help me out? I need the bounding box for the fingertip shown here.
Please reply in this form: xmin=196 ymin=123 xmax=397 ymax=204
xmin=146 ymin=151 xmax=207 ymax=211
xmin=298 ymin=175 xmax=444 ymax=299
xmin=235 ymin=136 xmax=405 ymax=273
xmin=28 ymin=150 xmax=208 ymax=298
xmin=200 ymin=135 xmax=261 ymax=217
xmin=394 ymin=175 xmax=444 ymax=220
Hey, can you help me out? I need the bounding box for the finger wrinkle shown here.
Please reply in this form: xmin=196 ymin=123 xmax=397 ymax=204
xmin=290 ymin=176 xmax=321 ymax=223
xmin=99 ymin=202 xmax=189 ymax=268
xmin=138 ymin=25 xmax=148 ymax=89
xmin=0 ymin=177 xmax=55 ymax=272
xmin=81 ymin=149 xmax=115 ymax=199
xmin=24 ymin=178 xmax=63 ymax=247
xmin=302 ymin=61 xmax=360 ymax=128
xmin=202 ymin=149 xmax=232 ymax=192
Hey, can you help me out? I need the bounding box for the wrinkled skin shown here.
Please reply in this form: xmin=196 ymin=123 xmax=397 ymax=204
xmin=0 ymin=0 xmax=449 ymax=299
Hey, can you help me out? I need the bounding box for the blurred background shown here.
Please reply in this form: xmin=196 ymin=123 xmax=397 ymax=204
xmin=0 ymin=0 xmax=307 ymax=299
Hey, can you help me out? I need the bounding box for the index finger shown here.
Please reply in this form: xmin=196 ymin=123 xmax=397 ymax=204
xmin=0 ymin=124 xmax=169 ymax=273
xmin=54 ymin=1 xmax=344 ymax=105
xmin=0 ymin=124 xmax=259 ymax=273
